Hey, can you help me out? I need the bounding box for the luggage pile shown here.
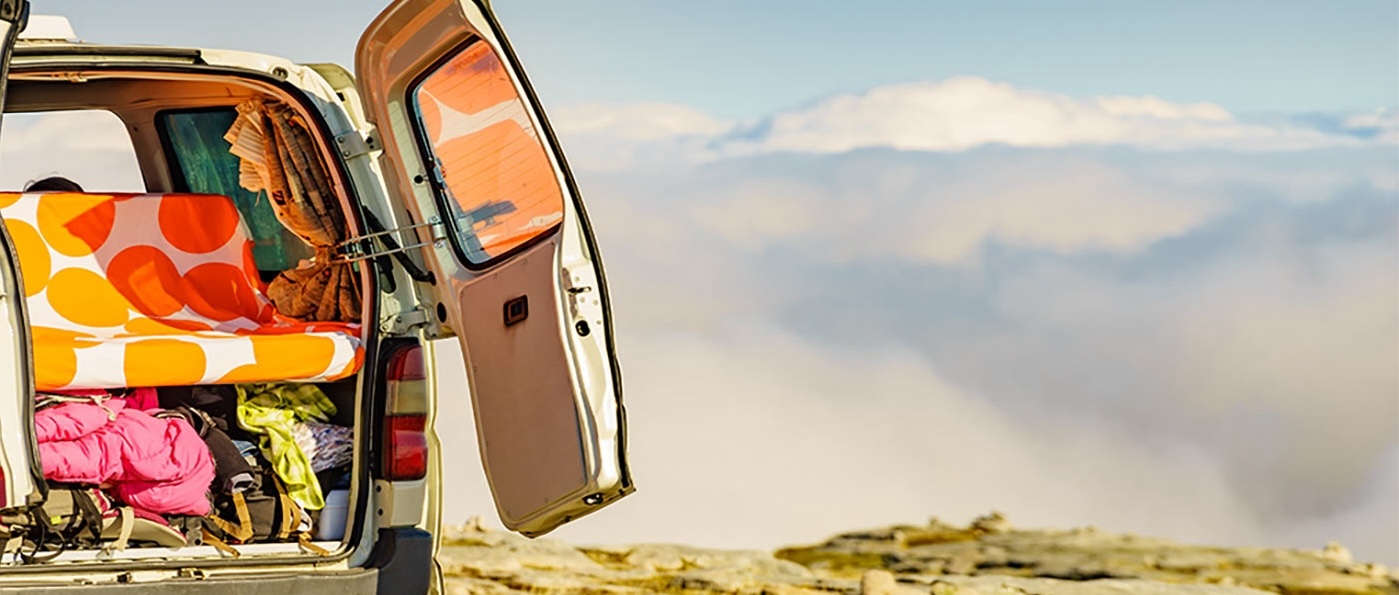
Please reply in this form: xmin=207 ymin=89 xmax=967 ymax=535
xmin=2 ymin=382 xmax=353 ymax=562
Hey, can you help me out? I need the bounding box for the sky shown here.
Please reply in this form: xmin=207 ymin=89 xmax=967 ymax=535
xmin=7 ymin=0 xmax=1399 ymax=566
xmin=30 ymin=0 xmax=1399 ymax=117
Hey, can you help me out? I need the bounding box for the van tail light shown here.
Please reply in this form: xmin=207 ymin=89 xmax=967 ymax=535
xmin=381 ymin=343 xmax=428 ymax=481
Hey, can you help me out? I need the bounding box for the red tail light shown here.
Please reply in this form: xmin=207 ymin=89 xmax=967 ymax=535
xmin=382 ymin=344 xmax=428 ymax=481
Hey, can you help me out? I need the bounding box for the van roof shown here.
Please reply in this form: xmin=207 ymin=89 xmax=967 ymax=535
xmin=18 ymin=15 xmax=79 ymax=43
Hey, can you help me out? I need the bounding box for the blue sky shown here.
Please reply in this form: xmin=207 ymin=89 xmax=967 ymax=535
xmin=10 ymin=0 xmax=1399 ymax=566
xmin=36 ymin=0 xmax=1399 ymax=117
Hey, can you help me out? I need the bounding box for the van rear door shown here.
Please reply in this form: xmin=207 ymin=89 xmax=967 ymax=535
xmin=355 ymin=0 xmax=632 ymax=538
xmin=0 ymin=0 xmax=44 ymax=512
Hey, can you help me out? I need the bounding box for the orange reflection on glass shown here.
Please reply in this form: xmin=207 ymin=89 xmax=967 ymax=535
xmin=416 ymin=42 xmax=564 ymax=263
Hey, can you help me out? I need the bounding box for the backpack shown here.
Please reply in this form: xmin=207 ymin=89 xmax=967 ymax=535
xmin=200 ymin=466 xmax=327 ymax=555
xmin=17 ymin=485 xmax=109 ymax=562
xmin=2 ymin=484 xmax=185 ymax=564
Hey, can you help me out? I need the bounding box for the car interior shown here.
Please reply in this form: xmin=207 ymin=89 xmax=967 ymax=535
xmin=0 ymin=67 xmax=379 ymax=563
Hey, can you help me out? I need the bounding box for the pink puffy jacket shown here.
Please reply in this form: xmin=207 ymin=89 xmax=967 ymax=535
xmin=35 ymin=399 xmax=214 ymax=516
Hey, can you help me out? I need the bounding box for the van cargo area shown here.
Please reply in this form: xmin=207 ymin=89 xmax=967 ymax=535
xmin=0 ymin=64 xmax=383 ymax=565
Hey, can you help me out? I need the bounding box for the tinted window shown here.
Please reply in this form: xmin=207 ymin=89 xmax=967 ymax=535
xmin=412 ymin=41 xmax=563 ymax=266
xmin=160 ymin=109 xmax=312 ymax=272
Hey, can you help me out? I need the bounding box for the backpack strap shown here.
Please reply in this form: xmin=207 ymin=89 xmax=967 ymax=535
xmin=98 ymin=507 xmax=134 ymax=558
xmin=70 ymin=489 xmax=104 ymax=546
xmin=275 ymin=487 xmax=297 ymax=541
xmin=266 ymin=474 xmax=302 ymax=541
xmin=205 ymin=492 xmax=255 ymax=543
xmin=36 ymin=393 xmax=117 ymax=420
xmin=17 ymin=506 xmax=66 ymax=564
xmin=201 ymin=529 xmax=241 ymax=559
xmin=297 ymin=533 xmax=330 ymax=556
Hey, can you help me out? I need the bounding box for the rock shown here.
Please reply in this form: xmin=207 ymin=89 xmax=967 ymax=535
xmin=441 ymin=516 xmax=1398 ymax=595
xmin=1323 ymin=541 xmax=1354 ymax=564
xmin=970 ymin=512 xmax=1012 ymax=535
xmin=862 ymin=569 xmax=928 ymax=595
xmin=946 ymin=551 xmax=981 ymax=575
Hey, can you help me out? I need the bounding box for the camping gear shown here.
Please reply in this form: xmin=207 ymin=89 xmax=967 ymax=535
xmin=236 ymin=382 xmax=337 ymax=510
xmin=5 ymin=484 xmax=185 ymax=564
xmin=291 ymin=421 xmax=354 ymax=473
xmin=34 ymin=397 xmax=214 ymax=516
xmin=314 ymin=489 xmax=349 ymax=541
xmin=203 ymin=466 xmax=311 ymax=545
xmin=157 ymin=406 xmax=257 ymax=495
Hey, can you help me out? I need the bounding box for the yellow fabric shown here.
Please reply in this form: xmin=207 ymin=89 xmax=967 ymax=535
xmin=235 ymin=382 xmax=336 ymax=510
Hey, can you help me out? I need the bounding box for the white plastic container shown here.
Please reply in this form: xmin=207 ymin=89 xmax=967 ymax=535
xmin=316 ymin=489 xmax=350 ymax=541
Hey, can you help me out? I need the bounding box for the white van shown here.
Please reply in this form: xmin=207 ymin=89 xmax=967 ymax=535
xmin=0 ymin=0 xmax=631 ymax=592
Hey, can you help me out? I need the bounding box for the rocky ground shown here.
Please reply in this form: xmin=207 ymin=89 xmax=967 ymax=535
xmin=439 ymin=513 xmax=1398 ymax=595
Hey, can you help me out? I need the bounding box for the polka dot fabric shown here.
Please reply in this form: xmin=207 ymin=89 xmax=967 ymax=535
xmin=0 ymin=192 xmax=363 ymax=390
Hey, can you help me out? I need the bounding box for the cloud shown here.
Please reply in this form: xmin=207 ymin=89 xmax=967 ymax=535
xmin=1341 ymin=108 xmax=1399 ymax=142
xmin=684 ymin=152 xmax=1219 ymax=265
xmin=553 ymin=77 xmax=1390 ymax=169
xmin=570 ymin=147 xmax=1395 ymax=271
xmin=492 ymin=141 xmax=1399 ymax=565
xmin=553 ymin=102 xmax=732 ymax=141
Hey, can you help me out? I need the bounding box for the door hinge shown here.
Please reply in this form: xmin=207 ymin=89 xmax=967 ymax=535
xmin=334 ymin=217 xmax=447 ymax=263
xmin=334 ymin=130 xmax=379 ymax=159
xmin=381 ymin=306 xmax=431 ymax=334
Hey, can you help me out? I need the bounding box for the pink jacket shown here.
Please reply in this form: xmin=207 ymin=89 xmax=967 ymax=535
xmin=35 ymin=399 xmax=214 ymax=516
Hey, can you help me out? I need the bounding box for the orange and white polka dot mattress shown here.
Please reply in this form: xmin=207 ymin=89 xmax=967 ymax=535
xmin=0 ymin=191 xmax=363 ymax=391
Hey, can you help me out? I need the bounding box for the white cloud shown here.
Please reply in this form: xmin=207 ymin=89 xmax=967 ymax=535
xmin=553 ymin=102 xmax=732 ymax=141
xmin=551 ymin=77 xmax=1388 ymax=167
xmin=496 ymin=144 xmax=1399 ymax=565
xmin=549 ymin=103 xmax=730 ymax=169
xmin=677 ymin=157 xmax=1219 ymax=266
xmin=1096 ymin=95 xmax=1232 ymax=121
xmin=1340 ymin=107 xmax=1399 ymax=143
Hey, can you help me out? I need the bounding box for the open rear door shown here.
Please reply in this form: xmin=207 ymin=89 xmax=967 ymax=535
xmin=356 ymin=0 xmax=631 ymax=537
xmin=0 ymin=0 xmax=43 ymax=513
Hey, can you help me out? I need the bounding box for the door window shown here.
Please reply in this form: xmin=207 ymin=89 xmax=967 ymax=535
xmin=411 ymin=41 xmax=564 ymax=267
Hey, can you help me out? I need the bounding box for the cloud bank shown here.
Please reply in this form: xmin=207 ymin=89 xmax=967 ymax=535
xmin=523 ymin=145 xmax=1397 ymax=564
xmin=516 ymin=80 xmax=1398 ymax=563
xmin=553 ymin=76 xmax=1390 ymax=169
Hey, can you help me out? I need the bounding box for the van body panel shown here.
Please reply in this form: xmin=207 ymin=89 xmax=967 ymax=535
xmin=0 ymin=528 xmax=429 ymax=593
xmin=0 ymin=0 xmax=40 ymax=513
xmin=0 ymin=177 xmax=40 ymax=512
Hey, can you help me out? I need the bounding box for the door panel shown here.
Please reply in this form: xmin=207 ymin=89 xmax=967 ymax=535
xmin=357 ymin=0 xmax=631 ymax=537
xmin=0 ymin=0 xmax=41 ymax=512
xmin=454 ymin=240 xmax=586 ymax=522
